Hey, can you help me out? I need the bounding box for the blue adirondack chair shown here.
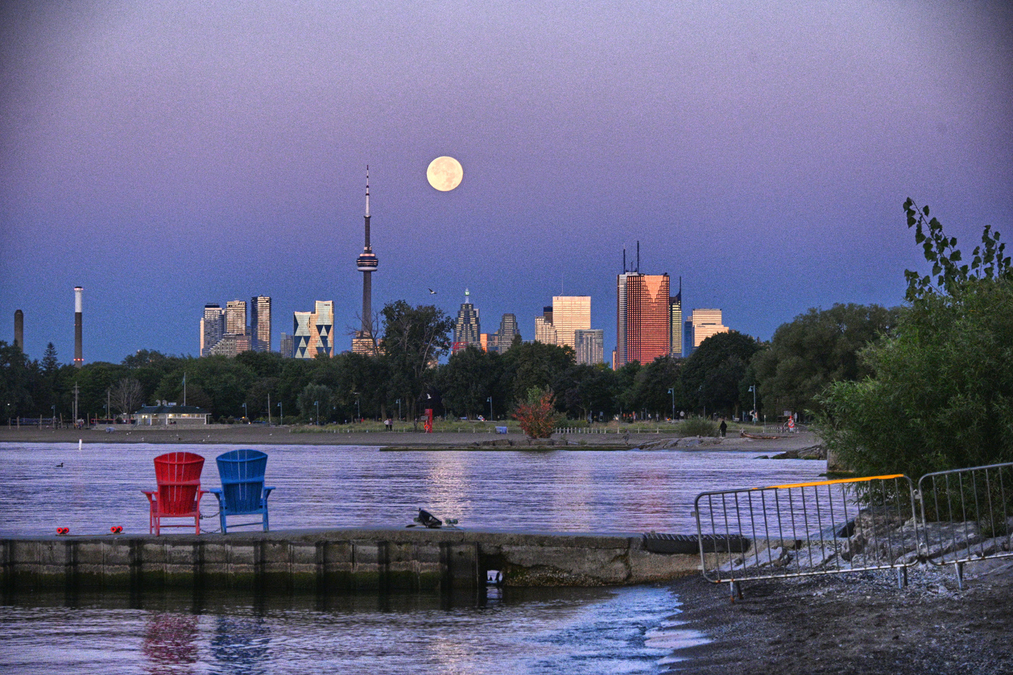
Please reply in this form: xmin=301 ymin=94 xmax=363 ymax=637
xmin=209 ymin=449 xmax=275 ymax=533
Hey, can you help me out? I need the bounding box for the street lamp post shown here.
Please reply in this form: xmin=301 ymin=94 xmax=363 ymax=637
xmin=315 ymin=400 xmax=320 ymax=425
xmin=242 ymin=402 xmax=247 ymax=423
xmin=487 ymin=396 xmax=493 ymax=421
xmin=277 ymin=401 xmax=283 ymax=425
xmin=667 ymin=388 xmax=675 ymax=420
xmin=354 ymin=394 xmax=360 ymax=422
xmin=748 ymin=385 xmax=757 ymax=424
xmin=396 ymin=399 xmax=401 ymax=421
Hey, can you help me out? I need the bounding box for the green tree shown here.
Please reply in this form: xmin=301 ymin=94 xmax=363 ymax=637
xmin=682 ymin=332 xmax=760 ymax=418
xmin=501 ymin=341 xmax=575 ymax=403
xmin=630 ymin=356 xmax=684 ymax=420
xmin=0 ymin=341 xmax=34 ymax=419
xmin=820 ymin=201 xmax=1013 ymax=478
xmin=751 ymin=304 xmax=899 ymax=419
xmin=380 ymin=301 xmax=453 ymax=426
xmin=436 ymin=347 xmax=506 ymax=419
xmin=298 ymin=383 xmax=333 ymax=424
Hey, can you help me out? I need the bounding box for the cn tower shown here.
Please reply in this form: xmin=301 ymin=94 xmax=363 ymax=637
xmin=355 ymin=167 xmax=378 ymax=345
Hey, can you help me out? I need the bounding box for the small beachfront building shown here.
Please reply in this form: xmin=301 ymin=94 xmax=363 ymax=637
xmin=134 ymin=402 xmax=210 ymax=426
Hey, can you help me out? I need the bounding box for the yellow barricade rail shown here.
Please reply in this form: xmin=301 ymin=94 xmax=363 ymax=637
xmin=694 ymin=474 xmax=917 ymax=592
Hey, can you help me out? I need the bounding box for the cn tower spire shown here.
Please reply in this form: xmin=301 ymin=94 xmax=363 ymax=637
xmin=355 ymin=166 xmax=379 ymax=351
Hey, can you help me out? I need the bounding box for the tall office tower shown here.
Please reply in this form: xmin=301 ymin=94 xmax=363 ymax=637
xmin=616 ymin=272 xmax=671 ymax=367
xmin=551 ymin=296 xmax=591 ymax=348
xmin=201 ymin=304 xmax=225 ymax=356
xmin=250 ymin=296 xmax=271 ymax=352
xmin=669 ymin=281 xmax=683 ymax=358
xmin=489 ymin=313 xmax=521 ymax=353
xmin=14 ymin=309 xmax=23 ymax=351
xmin=691 ymin=309 xmax=729 ymax=349
xmin=452 ymin=289 xmax=481 ymax=353
xmin=684 ymin=320 xmax=694 ymax=357
xmin=293 ymin=301 xmax=335 ymax=359
xmin=574 ymin=328 xmax=604 ymax=365
xmin=279 ymin=332 xmax=293 ymax=359
xmin=206 ymin=333 xmax=251 ymax=357
xmin=534 ymin=307 xmax=557 ymax=344
xmin=353 ymin=167 xmax=379 ymax=355
xmin=226 ymin=300 xmax=247 ymax=335
xmin=73 ymin=286 xmax=83 ymax=367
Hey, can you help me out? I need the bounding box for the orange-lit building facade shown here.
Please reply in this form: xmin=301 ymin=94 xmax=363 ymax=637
xmin=616 ymin=272 xmax=671 ymax=367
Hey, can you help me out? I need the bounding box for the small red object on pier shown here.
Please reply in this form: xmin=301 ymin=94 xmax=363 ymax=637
xmin=110 ymin=526 xmax=123 ymax=534
xmin=56 ymin=527 xmax=69 ymax=535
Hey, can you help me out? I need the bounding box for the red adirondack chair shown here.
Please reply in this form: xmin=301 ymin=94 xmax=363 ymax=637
xmin=142 ymin=452 xmax=207 ymax=535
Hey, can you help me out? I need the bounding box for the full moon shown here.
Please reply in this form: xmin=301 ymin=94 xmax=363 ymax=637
xmin=426 ymin=156 xmax=463 ymax=191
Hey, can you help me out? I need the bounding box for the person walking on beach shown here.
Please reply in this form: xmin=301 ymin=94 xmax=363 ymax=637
xmin=719 ymin=419 xmax=727 ymax=437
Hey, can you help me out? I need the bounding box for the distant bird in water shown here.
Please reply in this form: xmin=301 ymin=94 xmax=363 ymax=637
xmin=55 ymin=462 xmax=63 ymax=468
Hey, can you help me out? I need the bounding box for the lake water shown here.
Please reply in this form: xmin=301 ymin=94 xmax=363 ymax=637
xmin=0 ymin=442 xmax=825 ymax=673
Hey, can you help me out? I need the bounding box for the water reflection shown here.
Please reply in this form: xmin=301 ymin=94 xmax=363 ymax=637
xmin=0 ymin=442 xmax=825 ymax=536
xmin=1 ymin=585 xmax=697 ymax=675
xmin=143 ymin=613 xmax=199 ymax=675
xmin=211 ymin=616 xmax=270 ymax=675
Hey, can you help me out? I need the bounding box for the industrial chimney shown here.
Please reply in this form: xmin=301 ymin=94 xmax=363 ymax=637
xmin=14 ymin=309 xmax=23 ymax=351
xmin=74 ymin=286 xmax=83 ymax=367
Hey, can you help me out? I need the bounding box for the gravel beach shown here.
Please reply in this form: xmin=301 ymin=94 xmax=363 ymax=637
xmin=667 ymin=558 xmax=1013 ymax=674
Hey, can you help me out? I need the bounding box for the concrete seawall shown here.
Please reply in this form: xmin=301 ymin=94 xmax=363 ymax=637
xmin=1 ymin=528 xmax=710 ymax=593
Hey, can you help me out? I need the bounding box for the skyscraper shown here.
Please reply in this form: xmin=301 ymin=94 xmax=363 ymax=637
xmin=551 ymin=296 xmax=591 ymax=349
xmin=201 ymin=304 xmax=225 ymax=356
xmin=534 ymin=306 xmax=557 ymax=344
xmin=574 ymin=328 xmax=604 ymax=365
xmin=489 ymin=313 xmax=521 ymax=353
xmin=226 ymin=300 xmax=247 ymax=336
xmin=250 ymin=295 xmax=271 ymax=352
xmin=669 ymin=281 xmax=683 ymax=358
xmin=279 ymin=332 xmax=294 ymax=359
xmin=691 ymin=309 xmax=729 ymax=349
xmin=294 ymin=301 xmax=334 ymax=358
xmin=452 ymin=289 xmax=481 ymax=352
xmin=353 ymin=167 xmax=378 ymax=355
xmin=616 ymin=272 xmax=671 ymax=367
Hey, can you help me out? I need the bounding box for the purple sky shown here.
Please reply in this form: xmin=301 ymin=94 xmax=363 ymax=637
xmin=2 ymin=1 xmax=1011 ymax=365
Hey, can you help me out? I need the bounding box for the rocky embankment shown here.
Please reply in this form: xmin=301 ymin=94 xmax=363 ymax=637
xmin=669 ymin=509 xmax=1013 ymax=674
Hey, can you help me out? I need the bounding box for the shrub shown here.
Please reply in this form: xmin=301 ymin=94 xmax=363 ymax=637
xmin=678 ymin=417 xmax=718 ymax=437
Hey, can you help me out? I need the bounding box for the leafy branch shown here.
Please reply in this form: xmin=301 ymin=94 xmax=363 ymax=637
xmin=904 ymin=198 xmax=1011 ymax=302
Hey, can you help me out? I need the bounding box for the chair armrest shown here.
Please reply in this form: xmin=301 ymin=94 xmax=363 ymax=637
xmin=263 ymin=486 xmax=275 ymax=501
xmin=142 ymin=490 xmax=156 ymax=504
xmin=196 ymin=489 xmax=208 ymax=504
xmin=209 ymin=488 xmax=224 ymax=505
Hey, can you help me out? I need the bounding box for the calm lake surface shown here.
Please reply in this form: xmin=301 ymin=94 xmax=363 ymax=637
xmin=0 ymin=442 xmax=825 ymax=673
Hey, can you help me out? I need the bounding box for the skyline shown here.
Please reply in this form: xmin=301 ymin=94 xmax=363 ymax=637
xmin=2 ymin=1 xmax=1011 ymax=364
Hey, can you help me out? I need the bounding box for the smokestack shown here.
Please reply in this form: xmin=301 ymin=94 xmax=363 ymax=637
xmin=636 ymin=241 xmax=640 ymax=273
xmin=74 ymin=286 xmax=83 ymax=367
xmin=14 ymin=309 xmax=23 ymax=351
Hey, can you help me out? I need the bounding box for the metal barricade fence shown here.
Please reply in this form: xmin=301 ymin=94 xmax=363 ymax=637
xmin=918 ymin=462 xmax=1013 ymax=589
xmin=695 ymin=474 xmax=917 ymax=595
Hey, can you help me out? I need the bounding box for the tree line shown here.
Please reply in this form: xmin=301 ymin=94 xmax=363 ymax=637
xmin=0 ymin=300 xmax=898 ymax=429
xmin=4 ymin=199 xmax=1010 ymax=480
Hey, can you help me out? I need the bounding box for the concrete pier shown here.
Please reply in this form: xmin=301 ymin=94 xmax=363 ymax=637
xmin=1 ymin=528 xmax=712 ymax=593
